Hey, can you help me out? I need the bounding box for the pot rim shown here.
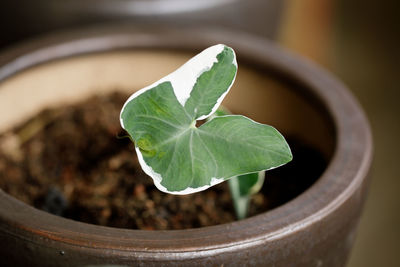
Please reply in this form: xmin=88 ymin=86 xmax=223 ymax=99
xmin=0 ymin=25 xmax=372 ymax=257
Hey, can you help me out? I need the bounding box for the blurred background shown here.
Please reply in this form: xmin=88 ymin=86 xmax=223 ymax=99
xmin=0 ymin=0 xmax=398 ymax=266
xmin=279 ymin=1 xmax=399 ymax=266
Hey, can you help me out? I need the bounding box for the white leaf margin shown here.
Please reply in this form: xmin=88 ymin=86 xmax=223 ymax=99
xmin=136 ymin=145 xmax=225 ymax=194
xmin=134 ymin=116 xmax=291 ymax=195
xmin=120 ymin=44 xmax=238 ymax=194
xmin=120 ymin=44 xmax=237 ymax=128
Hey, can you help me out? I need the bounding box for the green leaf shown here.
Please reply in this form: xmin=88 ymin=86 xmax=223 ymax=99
xmin=120 ymin=44 xmax=292 ymax=194
xmin=183 ymin=46 xmax=236 ymax=120
xmin=229 ymin=172 xmax=265 ymax=220
xmin=236 ymin=172 xmax=265 ymax=197
xmin=209 ymin=107 xmax=266 ymax=219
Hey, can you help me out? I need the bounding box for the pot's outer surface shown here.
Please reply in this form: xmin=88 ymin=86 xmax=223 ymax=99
xmin=0 ymin=26 xmax=372 ymax=266
xmin=0 ymin=0 xmax=284 ymax=49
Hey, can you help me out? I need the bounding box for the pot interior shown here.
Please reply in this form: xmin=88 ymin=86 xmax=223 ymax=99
xmin=0 ymin=50 xmax=335 ymax=158
xmin=0 ymin=49 xmax=336 ymax=228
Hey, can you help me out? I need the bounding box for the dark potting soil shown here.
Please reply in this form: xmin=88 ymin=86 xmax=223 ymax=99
xmin=0 ymin=92 xmax=326 ymax=230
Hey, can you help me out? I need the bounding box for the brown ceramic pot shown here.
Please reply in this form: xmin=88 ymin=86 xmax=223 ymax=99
xmin=0 ymin=26 xmax=372 ymax=266
xmin=0 ymin=0 xmax=283 ymax=49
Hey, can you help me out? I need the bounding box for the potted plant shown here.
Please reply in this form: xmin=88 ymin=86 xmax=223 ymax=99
xmin=0 ymin=25 xmax=372 ymax=266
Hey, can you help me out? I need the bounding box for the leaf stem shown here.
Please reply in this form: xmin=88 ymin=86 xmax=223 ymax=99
xmin=228 ymin=176 xmax=250 ymax=220
xmin=228 ymin=172 xmax=265 ymax=220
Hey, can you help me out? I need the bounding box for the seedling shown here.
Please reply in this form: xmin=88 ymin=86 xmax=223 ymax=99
xmin=120 ymin=44 xmax=292 ymax=218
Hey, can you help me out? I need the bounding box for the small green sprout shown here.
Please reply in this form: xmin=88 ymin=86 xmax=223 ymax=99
xmin=120 ymin=44 xmax=292 ymax=217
